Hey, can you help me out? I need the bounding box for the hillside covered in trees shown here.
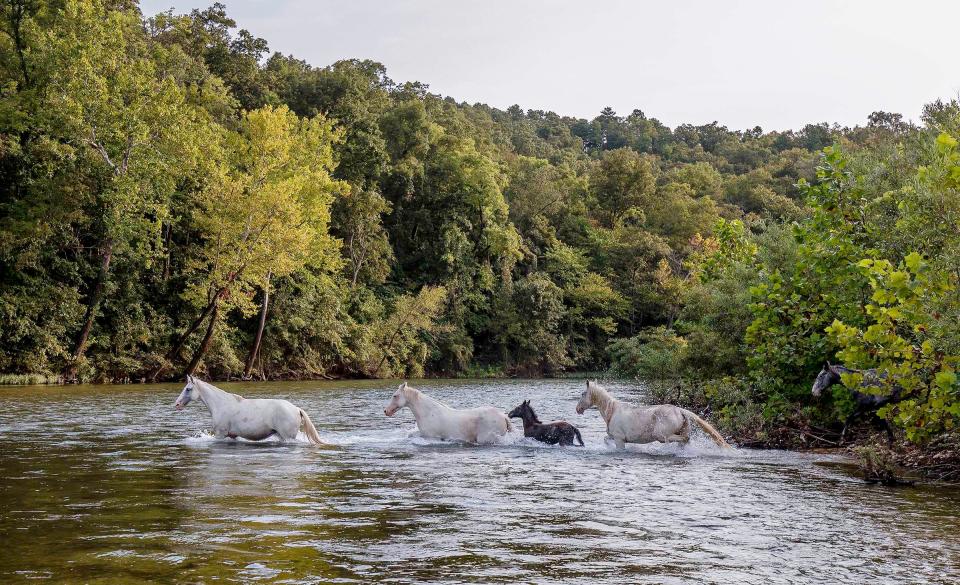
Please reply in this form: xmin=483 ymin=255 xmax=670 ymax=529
xmin=2 ymin=1 xmax=958 ymax=452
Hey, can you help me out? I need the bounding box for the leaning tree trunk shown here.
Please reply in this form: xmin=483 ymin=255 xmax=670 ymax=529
xmin=64 ymin=240 xmax=114 ymax=381
xmin=243 ymin=271 xmax=272 ymax=380
xmin=184 ymin=300 xmax=220 ymax=376
xmin=149 ymin=287 xmax=224 ymax=381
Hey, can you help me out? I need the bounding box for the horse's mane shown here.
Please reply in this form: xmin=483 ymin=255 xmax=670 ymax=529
xmin=525 ymin=404 xmax=542 ymax=424
xmin=405 ymin=386 xmax=451 ymax=410
xmin=588 ymin=382 xmax=617 ymax=418
xmin=196 ymin=378 xmax=244 ymax=402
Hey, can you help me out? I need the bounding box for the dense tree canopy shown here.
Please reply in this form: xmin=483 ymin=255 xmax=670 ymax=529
xmin=2 ymin=0 xmax=958 ymax=450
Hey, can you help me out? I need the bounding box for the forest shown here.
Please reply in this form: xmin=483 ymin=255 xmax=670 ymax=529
xmin=1 ymin=1 xmax=958 ymax=456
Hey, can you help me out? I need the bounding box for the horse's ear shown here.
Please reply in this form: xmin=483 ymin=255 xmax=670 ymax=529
xmin=399 ymin=381 xmax=407 ymax=390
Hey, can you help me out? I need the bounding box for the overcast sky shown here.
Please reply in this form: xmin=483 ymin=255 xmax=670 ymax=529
xmin=140 ymin=0 xmax=958 ymax=131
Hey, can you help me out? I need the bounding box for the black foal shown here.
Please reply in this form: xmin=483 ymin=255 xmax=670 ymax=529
xmin=508 ymin=400 xmax=584 ymax=446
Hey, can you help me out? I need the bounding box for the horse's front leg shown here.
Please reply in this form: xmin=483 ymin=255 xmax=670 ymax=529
xmin=605 ymin=435 xmax=625 ymax=449
xmin=211 ymin=420 xmax=233 ymax=440
xmin=840 ymin=408 xmax=861 ymax=444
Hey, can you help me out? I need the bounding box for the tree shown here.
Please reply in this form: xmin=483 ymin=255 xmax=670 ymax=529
xmin=371 ymin=285 xmax=448 ymax=378
xmin=156 ymin=105 xmax=345 ymax=378
xmin=496 ymin=273 xmax=569 ymax=374
xmin=335 ymin=188 xmax=393 ymax=288
xmin=589 ymin=148 xmax=657 ymax=227
xmin=45 ymin=0 xmax=208 ymax=380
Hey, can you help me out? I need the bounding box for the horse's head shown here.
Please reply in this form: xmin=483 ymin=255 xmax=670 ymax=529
xmin=508 ymin=400 xmax=534 ymax=421
xmin=175 ymin=375 xmax=200 ymax=410
xmin=384 ymin=382 xmax=410 ymax=417
xmin=811 ymin=363 xmax=840 ymax=397
xmin=576 ymin=381 xmax=597 ymax=414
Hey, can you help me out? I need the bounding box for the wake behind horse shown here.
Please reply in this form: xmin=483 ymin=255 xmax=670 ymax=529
xmin=174 ymin=375 xmax=328 ymax=445
xmin=812 ymin=363 xmax=903 ymax=443
xmin=384 ymin=382 xmax=511 ymax=444
xmin=509 ymin=400 xmax=583 ymax=446
xmin=576 ymin=381 xmax=731 ymax=449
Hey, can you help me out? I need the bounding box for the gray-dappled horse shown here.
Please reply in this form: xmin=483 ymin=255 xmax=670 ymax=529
xmin=174 ymin=375 xmax=328 ymax=445
xmin=811 ymin=363 xmax=903 ymax=443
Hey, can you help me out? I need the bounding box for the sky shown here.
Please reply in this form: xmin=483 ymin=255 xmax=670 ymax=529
xmin=140 ymin=0 xmax=959 ymax=131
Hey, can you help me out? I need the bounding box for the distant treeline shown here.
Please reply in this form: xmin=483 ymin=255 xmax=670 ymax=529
xmin=1 ymin=1 xmax=958 ymax=445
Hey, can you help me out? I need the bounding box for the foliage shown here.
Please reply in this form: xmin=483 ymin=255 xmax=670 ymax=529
xmin=827 ymin=249 xmax=958 ymax=443
xmin=608 ymin=327 xmax=687 ymax=380
xmin=369 ymin=285 xmax=448 ymax=378
xmin=3 ymin=0 xmax=958 ymax=465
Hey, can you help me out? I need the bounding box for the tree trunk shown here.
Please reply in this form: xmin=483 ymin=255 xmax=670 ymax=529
xmin=243 ymin=272 xmax=271 ymax=379
xmin=149 ymin=289 xmax=221 ymax=381
xmin=64 ymin=241 xmax=113 ymax=381
xmin=185 ymin=300 xmax=220 ymax=376
xmin=9 ymin=1 xmax=32 ymax=89
xmin=161 ymin=222 xmax=172 ymax=282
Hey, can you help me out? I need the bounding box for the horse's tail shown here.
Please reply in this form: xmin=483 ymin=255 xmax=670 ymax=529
xmin=679 ymin=408 xmax=731 ymax=449
xmin=299 ymin=409 xmax=329 ymax=447
xmin=573 ymin=427 xmax=584 ymax=447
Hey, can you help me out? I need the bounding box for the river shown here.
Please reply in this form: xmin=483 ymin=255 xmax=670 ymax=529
xmin=1 ymin=379 xmax=958 ymax=584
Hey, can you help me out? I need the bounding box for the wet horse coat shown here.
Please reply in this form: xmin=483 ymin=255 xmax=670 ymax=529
xmin=384 ymin=382 xmax=511 ymax=444
xmin=575 ymin=381 xmax=731 ymax=449
xmin=509 ymin=400 xmax=584 ymax=446
xmin=174 ymin=376 xmax=327 ymax=445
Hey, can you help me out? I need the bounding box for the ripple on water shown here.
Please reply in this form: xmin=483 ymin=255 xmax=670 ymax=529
xmin=1 ymin=379 xmax=959 ymax=584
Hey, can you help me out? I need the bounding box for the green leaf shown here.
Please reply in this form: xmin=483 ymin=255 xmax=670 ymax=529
xmin=937 ymin=132 xmax=958 ymax=151
xmin=936 ymin=371 xmax=957 ymax=390
xmin=904 ymin=252 xmax=922 ymax=273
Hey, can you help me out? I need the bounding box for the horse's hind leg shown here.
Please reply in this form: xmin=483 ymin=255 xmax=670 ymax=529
xmin=276 ymin=415 xmax=301 ymax=442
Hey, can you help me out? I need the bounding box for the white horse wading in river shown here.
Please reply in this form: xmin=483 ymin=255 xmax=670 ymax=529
xmin=576 ymin=380 xmax=731 ymax=449
xmin=383 ymin=382 xmax=511 ymax=444
xmin=174 ymin=375 xmax=328 ymax=445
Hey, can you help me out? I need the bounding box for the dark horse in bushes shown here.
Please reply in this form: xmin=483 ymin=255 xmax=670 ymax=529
xmin=812 ymin=363 xmax=905 ymax=444
xmin=508 ymin=400 xmax=584 ymax=446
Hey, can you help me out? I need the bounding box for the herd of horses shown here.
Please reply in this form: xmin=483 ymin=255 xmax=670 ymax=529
xmin=174 ymin=363 xmax=901 ymax=448
xmin=175 ymin=377 xmax=730 ymax=448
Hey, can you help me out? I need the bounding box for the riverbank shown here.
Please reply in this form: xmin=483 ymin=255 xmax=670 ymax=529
xmin=0 ymin=368 xmax=610 ymax=386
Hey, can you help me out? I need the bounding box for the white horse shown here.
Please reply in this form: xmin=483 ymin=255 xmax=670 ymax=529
xmin=383 ymin=382 xmax=512 ymax=444
xmin=576 ymin=380 xmax=731 ymax=449
xmin=174 ymin=375 xmax=328 ymax=445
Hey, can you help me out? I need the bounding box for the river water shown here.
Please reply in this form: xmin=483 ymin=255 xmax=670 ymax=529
xmin=1 ymin=379 xmax=958 ymax=584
